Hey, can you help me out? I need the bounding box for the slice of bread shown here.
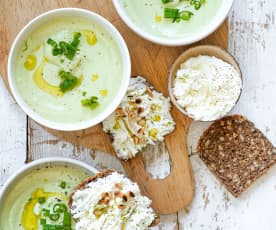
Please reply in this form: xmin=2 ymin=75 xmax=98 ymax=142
xmin=197 ymin=115 xmax=276 ymax=197
xmin=69 ymin=170 xmax=160 ymax=228
xmin=102 ymin=76 xmax=175 ymax=160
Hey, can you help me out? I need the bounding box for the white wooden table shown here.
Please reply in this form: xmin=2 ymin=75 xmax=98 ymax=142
xmin=1 ymin=1 xmax=276 ymax=229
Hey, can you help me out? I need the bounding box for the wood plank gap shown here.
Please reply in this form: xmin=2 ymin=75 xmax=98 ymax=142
xmin=26 ymin=116 xmax=32 ymax=163
xmin=176 ymin=212 xmax=180 ymax=230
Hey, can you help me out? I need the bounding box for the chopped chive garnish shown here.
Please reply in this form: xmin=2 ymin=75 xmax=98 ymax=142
xmin=162 ymin=0 xmax=173 ymax=3
xmin=40 ymin=218 xmax=46 ymax=225
xmin=59 ymin=181 xmax=66 ymax=189
xmin=81 ymin=96 xmax=99 ymax=110
xmin=164 ymin=8 xmax=194 ymax=22
xmin=180 ymin=11 xmax=194 ymax=20
xmin=53 ymin=203 xmax=67 ymax=213
xmin=162 ymin=0 xmax=205 ymax=22
xmin=42 ymin=208 xmax=50 ymax=217
xmin=63 ymin=211 xmax=72 ymax=226
xmin=38 ymin=197 xmax=46 ymax=204
xmin=40 ymin=204 xmax=72 ymax=230
xmin=47 ymin=38 xmax=57 ymax=47
xmin=41 ymin=224 xmax=65 ymax=230
xmin=23 ymin=41 xmax=28 ymax=51
xmin=58 ymin=70 xmax=80 ymax=93
xmin=47 ymin=32 xmax=81 ymax=60
xmin=164 ymin=8 xmax=179 ymax=19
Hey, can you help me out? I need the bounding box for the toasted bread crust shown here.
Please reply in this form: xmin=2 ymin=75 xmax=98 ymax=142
xmin=68 ymin=170 xmax=160 ymax=227
xmin=68 ymin=169 xmax=114 ymax=208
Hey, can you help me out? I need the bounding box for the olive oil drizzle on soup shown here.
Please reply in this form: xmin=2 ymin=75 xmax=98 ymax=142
xmin=14 ymin=17 xmax=123 ymax=123
xmin=0 ymin=165 xmax=91 ymax=230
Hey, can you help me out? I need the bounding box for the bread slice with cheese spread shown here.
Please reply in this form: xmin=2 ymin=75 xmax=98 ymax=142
xmin=102 ymin=76 xmax=175 ymax=160
xmin=69 ymin=170 xmax=159 ymax=230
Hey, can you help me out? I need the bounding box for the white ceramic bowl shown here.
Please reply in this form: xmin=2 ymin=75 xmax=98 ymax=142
xmin=112 ymin=0 xmax=234 ymax=46
xmin=8 ymin=8 xmax=131 ymax=131
xmin=168 ymin=45 xmax=242 ymax=121
xmin=0 ymin=157 xmax=98 ymax=226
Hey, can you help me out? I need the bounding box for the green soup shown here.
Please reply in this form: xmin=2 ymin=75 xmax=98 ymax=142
xmin=121 ymin=0 xmax=222 ymax=38
xmin=0 ymin=164 xmax=92 ymax=230
xmin=14 ymin=17 xmax=123 ymax=123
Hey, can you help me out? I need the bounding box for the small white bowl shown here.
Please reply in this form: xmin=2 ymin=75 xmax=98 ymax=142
xmin=168 ymin=45 xmax=242 ymax=121
xmin=0 ymin=157 xmax=98 ymax=226
xmin=112 ymin=0 xmax=234 ymax=46
xmin=8 ymin=8 xmax=131 ymax=131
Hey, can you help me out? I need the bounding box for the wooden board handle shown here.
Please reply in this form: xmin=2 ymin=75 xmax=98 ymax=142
xmin=121 ymin=107 xmax=194 ymax=214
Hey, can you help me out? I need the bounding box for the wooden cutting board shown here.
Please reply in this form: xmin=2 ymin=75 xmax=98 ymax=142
xmin=0 ymin=0 xmax=228 ymax=214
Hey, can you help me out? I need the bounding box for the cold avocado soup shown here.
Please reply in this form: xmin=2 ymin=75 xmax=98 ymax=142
xmin=0 ymin=164 xmax=92 ymax=230
xmin=14 ymin=17 xmax=123 ymax=123
xmin=121 ymin=0 xmax=222 ymax=38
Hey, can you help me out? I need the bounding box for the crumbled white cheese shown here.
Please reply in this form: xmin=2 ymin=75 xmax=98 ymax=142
xmin=103 ymin=76 xmax=175 ymax=160
xmin=173 ymin=55 xmax=242 ymax=121
xmin=71 ymin=172 xmax=156 ymax=230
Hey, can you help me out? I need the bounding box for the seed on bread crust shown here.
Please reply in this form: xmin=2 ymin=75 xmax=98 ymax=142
xmin=122 ymin=194 xmax=128 ymax=202
xmin=128 ymin=191 xmax=135 ymax=198
xmin=115 ymin=183 xmax=123 ymax=190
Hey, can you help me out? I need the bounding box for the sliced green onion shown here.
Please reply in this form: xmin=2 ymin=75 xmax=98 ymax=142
xmin=194 ymin=1 xmax=201 ymax=10
xmin=38 ymin=197 xmax=46 ymax=204
xmin=53 ymin=203 xmax=67 ymax=213
xmin=180 ymin=11 xmax=194 ymax=20
xmin=164 ymin=8 xmax=179 ymax=19
xmin=42 ymin=224 xmax=65 ymax=230
xmin=63 ymin=211 xmax=72 ymax=227
xmin=23 ymin=41 xmax=28 ymax=52
xmin=47 ymin=38 xmax=57 ymax=47
xmin=81 ymin=96 xmax=99 ymax=110
xmin=58 ymin=70 xmax=79 ymax=93
xmin=42 ymin=208 xmax=50 ymax=217
xmin=40 ymin=218 xmax=47 ymax=225
xmin=46 ymin=32 xmax=81 ymax=60
xmin=59 ymin=181 xmax=66 ymax=189
xmin=190 ymin=0 xmax=205 ymax=10
xmin=49 ymin=213 xmax=60 ymax=221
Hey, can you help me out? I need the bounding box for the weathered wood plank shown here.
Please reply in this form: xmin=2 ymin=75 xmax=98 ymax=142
xmin=0 ymin=77 xmax=26 ymax=188
xmin=178 ymin=0 xmax=276 ymax=229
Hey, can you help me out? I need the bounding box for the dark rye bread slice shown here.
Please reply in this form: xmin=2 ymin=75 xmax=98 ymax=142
xmin=197 ymin=115 xmax=276 ymax=197
xmin=68 ymin=170 xmax=160 ymax=227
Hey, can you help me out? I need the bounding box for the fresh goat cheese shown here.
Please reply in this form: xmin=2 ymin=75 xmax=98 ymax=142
xmin=173 ymin=55 xmax=242 ymax=121
xmin=71 ymin=172 xmax=156 ymax=230
xmin=103 ymin=76 xmax=175 ymax=160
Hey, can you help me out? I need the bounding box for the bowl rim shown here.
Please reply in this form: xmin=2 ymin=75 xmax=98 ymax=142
xmin=112 ymin=0 xmax=234 ymax=46
xmin=0 ymin=157 xmax=99 ymax=205
xmin=7 ymin=8 xmax=131 ymax=131
xmin=167 ymin=45 xmax=243 ymax=121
